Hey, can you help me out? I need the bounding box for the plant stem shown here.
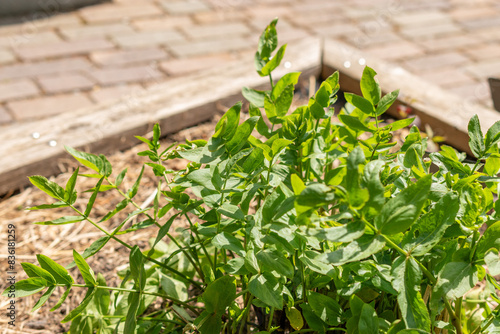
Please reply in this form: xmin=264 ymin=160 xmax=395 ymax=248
xmin=238 ymin=294 xmax=254 ymax=334
xmin=185 ymin=213 xmax=213 ymax=269
xmin=267 ymin=307 xmax=275 ymax=332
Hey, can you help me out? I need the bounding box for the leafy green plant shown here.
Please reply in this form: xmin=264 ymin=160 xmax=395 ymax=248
xmin=4 ymin=19 xmax=500 ymax=334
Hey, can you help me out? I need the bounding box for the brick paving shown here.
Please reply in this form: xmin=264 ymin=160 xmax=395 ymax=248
xmin=0 ymin=0 xmax=499 ymax=124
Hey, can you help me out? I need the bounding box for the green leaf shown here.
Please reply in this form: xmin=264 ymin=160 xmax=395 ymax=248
xmin=50 ymin=286 xmax=71 ymax=311
xmin=124 ymin=291 xmax=140 ymax=334
xmin=271 ymin=138 xmax=292 ymax=157
xmin=226 ymin=116 xmax=259 ymax=154
xmin=249 ymin=272 xmax=282 ymax=309
xmin=485 ymin=120 xmax=500 ymax=151
xmin=301 ymin=303 xmax=328 ymax=332
xmin=376 ymin=89 xmax=399 ymax=116
xmin=66 ymin=236 xmax=110 ymax=269
xmin=94 ymin=273 xmax=109 ymax=315
xmin=203 ymin=275 xmax=236 ymax=313
xmin=21 ymin=262 xmax=56 ymax=284
xmin=296 ymin=183 xmax=334 ymax=207
xmin=307 ymin=291 xmax=342 ymax=326
xmin=402 ymin=192 xmax=459 ymax=256
xmin=27 ymin=202 xmax=69 ymax=210
xmin=61 ymin=287 xmax=96 ymax=323
xmin=148 ymin=214 xmax=178 ymax=257
xmin=212 ymin=232 xmax=245 ymax=256
xmin=434 ymin=261 xmax=478 ymax=300
xmin=29 ymin=175 xmax=65 ymax=200
xmin=360 ymin=66 xmax=381 ymax=105
xmin=309 ymin=220 xmax=365 ymax=243
xmin=216 ymin=102 xmax=242 ymax=141
xmin=477 ymin=221 xmax=500 ymax=258
xmin=286 ymin=307 xmax=304 ymax=331
xmin=291 ymin=173 xmax=305 ymax=195
xmin=299 ymin=251 xmax=333 ymax=275
xmin=249 ymin=103 xmax=271 ymax=138
xmin=85 ymin=177 xmax=104 ymax=217
xmin=363 ymin=160 xmax=385 ymax=216
xmin=344 ymin=93 xmax=375 ymax=115
xmin=32 ymin=285 xmax=56 ymax=312
xmin=242 ymin=87 xmax=266 ymax=108
xmin=358 ymin=303 xmax=379 ymax=334
xmin=64 ymin=167 xmax=79 ymax=203
xmin=323 ymin=234 xmax=386 ymax=265
xmin=160 ymin=273 xmax=188 ymax=301
xmin=73 ymin=250 xmax=97 ymax=286
xmin=196 ymin=310 xmax=223 ymax=334
xmin=129 ymin=246 xmax=146 ymax=290
xmin=256 ymin=18 xmax=278 ymax=63
xmin=485 ymin=249 xmax=500 ymax=276
xmin=338 ymin=114 xmax=374 ymax=133
xmin=115 ymin=168 xmax=127 ymax=187
xmin=217 ymin=202 xmax=245 ymax=220
xmin=391 ymin=256 xmax=430 ymax=331
xmin=345 ymin=146 xmax=369 ymax=209
xmin=468 ymin=114 xmax=485 ymax=158
xmin=275 ymin=84 xmax=294 ymax=117
xmin=383 ymin=117 xmax=415 ymax=132
xmin=260 ymin=44 xmax=287 ymax=76
xmin=126 ymin=166 xmax=144 ymax=199
xmin=315 ymin=81 xmax=332 ymax=108
xmin=256 ymin=249 xmax=294 ymax=278
xmin=2 ymin=277 xmax=47 ymax=298
xmin=272 ymin=72 xmax=301 ymax=100
xmin=35 ymin=215 xmax=85 ymax=225
xmin=37 ymin=254 xmax=73 ymax=285
xmin=65 ymin=146 xmax=104 ymax=174
xmin=375 ymin=175 xmax=432 ymax=235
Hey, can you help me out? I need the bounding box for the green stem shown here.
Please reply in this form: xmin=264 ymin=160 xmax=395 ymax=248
xmin=185 ymin=213 xmax=213 ymax=269
xmin=267 ymin=307 xmax=275 ymax=332
xmin=471 ymin=303 xmax=500 ymax=334
xmin=238 ymin=295 xmax=255 ymax=334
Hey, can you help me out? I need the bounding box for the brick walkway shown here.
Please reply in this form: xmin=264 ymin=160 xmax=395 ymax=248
xmin=0 ymin=0 xmax=499 ymax=125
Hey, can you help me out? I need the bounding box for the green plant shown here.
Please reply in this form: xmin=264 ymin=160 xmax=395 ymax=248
xmin=4 ymin=19 xmax=500 ymax=334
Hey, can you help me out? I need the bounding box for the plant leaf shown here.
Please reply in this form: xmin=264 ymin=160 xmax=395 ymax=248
xmin=61 ymin=287 xmax=96 ymax=323
xmin=37 ymin=254 xmax=73 ymax=285
xmin=468 ymin=114 xmax=485 ymax=158
xmin=73 ymin=250 xmax=97 ymax=286
xmin=376 ymin=89 xmax=399 ymax=116
xmin=2 ymin=277 xmax=47 ymax=298
xmin=203 ymin=276 xmax=236 ymax=314
xmin=249 ymin=272 xmax=282 ymax=309
xmin=307 ymin=291 xmax=342 ymax=326
xmin=360 ymin=66 xmax=381 ymax=106
xmin=323 ymin=235 xmax=386 ymax=265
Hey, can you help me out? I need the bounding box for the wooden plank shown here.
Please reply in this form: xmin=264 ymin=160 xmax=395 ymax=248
xmin=322 ymin=38 xmax=500 ymax=156
xmin=0 ymin=38 xmax=322 ymax=195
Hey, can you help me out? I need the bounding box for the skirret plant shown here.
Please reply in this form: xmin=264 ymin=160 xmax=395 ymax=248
xmin=5 ymin=19 xmax=500 ymax=334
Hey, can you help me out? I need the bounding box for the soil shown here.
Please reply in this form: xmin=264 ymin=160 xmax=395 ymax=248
xmin=0 ymin=90 xmax=419 ymax=333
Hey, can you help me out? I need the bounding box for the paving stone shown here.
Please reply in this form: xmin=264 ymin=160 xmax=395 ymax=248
xmin=365 ymin=41 xmax=425 ymax=61
xmin=0 ymin=57 xmax=92 ymax=81
xmin=0 ymin=105 xmax=12 ymax=124
xmin=464 ymin=44 xmax=500 ymax=61
xmin=90 ymin=48 xmax=167 ymax=67
xmin=404 ymin=52 xmax=469 ymax=72
xmin=473 ymin=28 xmax=500 ymax=42
xmin=346 ymin=31 xmax=403 ymax=49
xmin=182 ymin=22 xmax=251 ymax=40
xmin=0 ymin=79 xmax=39 ymax=101
xmin=113 ymin=30 xmax=184 ymax=48
xmin=79 ymin=3 xmax=164 ymax=23
xmin=89 ymin=65 xmax=165 ymax=86
xmin=465 ymin=59 xmax=500 ymax=79
xmin=390 ymin=10 xmax=451 ymax=27
xmin=90 ymin=84 xmax=144 ymax=104
xmin=132 ymin=16 xmax=193 ymax=31
xmin=291 ymin=1 xmax=344 ymax=13
xmin=168 ymin=36 xmax=251 ymax=57
xmin=60 ymin=23 xmax=135 ymax=40
xmin=0 ymin=31 xmax=61 ymax=48
xmin=160 ymin=0 xmax=211 ymax=15
xmin=0 ymin=13 xmax=81 ymax=36
xmin=0 ymin=49 xmax=15 ymax=65
xmin=450 ymin=6 xmax=498 ymax=21
xmin=400 ymin=22 xmax=462 ymax=40
xmin=8 ymin=93 xmax=93 ymax=120
xmin=461 ymin=16 xmax=500 ymax=31
xmin=247 ymin=5 xmax=293 ymax=20
xmin=193 ymin=10 xmax=248 ymax=24
xmin=418 ymin=35 xmax=482 ymax=51
xmin=419 ymin=68 xmax=475 ymax=88
xmin=14 ymin=38 xmax=114 ymax=61
xmin=159 ymin=53 xmax=234 ymax=76
xmin=312 ymin=23 xmax=363 ymax=38
xmin=38 ymin=73 xmax=95 ymax=94
xmin=288 ymin=11 xmax=346 ymax=27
